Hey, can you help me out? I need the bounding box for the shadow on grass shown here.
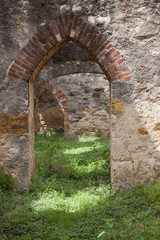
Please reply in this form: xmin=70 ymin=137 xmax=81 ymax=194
xmin=2 ymin=181 xmax=160 ymax=240
xmin=33 ymin=131 xmax=110 ymax=196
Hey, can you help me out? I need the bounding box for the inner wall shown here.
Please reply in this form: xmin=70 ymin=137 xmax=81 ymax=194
xmin=34 ymin=42 xmax=110 ymax=138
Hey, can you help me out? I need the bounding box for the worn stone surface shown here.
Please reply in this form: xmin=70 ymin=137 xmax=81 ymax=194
xmin=0 ymin=0 xmax=159 ymax=190
xmin=35 ymin=91 xmax=64 ymax=132
xmin=0 ymin=114 xmax=28 ymax=133
xmin=0 ymin=133 xmax=30 ymax=190
xmin=111 ymin=100 xmax=123 ymax=115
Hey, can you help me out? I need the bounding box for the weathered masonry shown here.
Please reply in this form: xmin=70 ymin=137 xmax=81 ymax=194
xmin=0 ymin=1 xmax=159 ymax=190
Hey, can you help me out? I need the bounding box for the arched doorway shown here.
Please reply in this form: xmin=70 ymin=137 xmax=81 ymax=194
xmin=7 ymin=13 xmax=131 ymax=190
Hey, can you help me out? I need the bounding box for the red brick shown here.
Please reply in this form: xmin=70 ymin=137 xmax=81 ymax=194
xmin=48 ymin=24 xmax=58 ymax=42
xmin=57 ymin=93 xmax=63 ymax=99
xmin=110 ymin=70 xmax=122 ymax=78
xmin=43 ymin=28 xmax=52 ymax=42
xmin=101 ymin=53 xmax=113 ymax=66
xmin=81 ymin=23 xmax=91 ymax=40
xmin=8 ymin=72 xmax=21 ymax=79
xmin=39 ymin=32 xmax=48 ymax=45
xmin=16 ymin=71 xmax=29 ymax=78
xmin=88 ymin=32 xmax=99 ymax=50
xmin=26 ymin=56 xmax=38 ymax=65
xmin=110 ymin=54 xmax=121 ymax=63
xmin=110 ymin=76 xmax=118 ymax=81
xmin=57 ymin=24 xmax=66 ymax=39
xmin=113 ymin=51 xmax=120 ymax=57
xmin=102 ymin=55 xmax=111 ymax=66
xmin=22 ymin=48 xmax=35 ymax=59
xmin=122 ymin=67 xmax=128 ymax=72
xmin=74 ymin=25 xmax=80 ymax=39
xmin=22 ymin=77 xmax=28 ymax=82
xmin=38 ymin=42 xmax=47 ymax=54
xmin=118 ymin=58 xmax=124 ymax=64
xmin=17 ymin=57 xmax=29 ymax=66
xmin=64 ymin=14 xmax=69 ymax=28
xmin=83 ymin=26 xmax=95 ymax=45
xmin=118 ymin=72 xmax=130 ymax=79
xmin=25 ymin=70 xmax=32 ymax=75
xmin=34 ymin=33 xmax=42 ymax=42
xmin=92 ymin=36 xmax=108 ymax=54
xmin=105 ymin=48 xmax=116 ymax=58
xmin=77 ymin=22 xmax=86 ymax=40
xmin=29 ymin=39 xmax=44 ymax=56
xmin=63 ymin=102 xmax=70 ymax=108
xmin=118 ymin=63 xmax=125 ymax=70
xmin=58 ymin=15 xmax=65 ymax=29
xmin=45 ymin=23 xmax=51 ymax=32
xmin=108 ymin=67 xmax=117 ymax=75
xmin=105 ymin=62 xmax=117 ymax=71
xmin=15 ymin=60 xmax=33 ymax=72
xmin=31 ymin=49 xmax=43 ymax=59
xmin=97 ymin=49 xmax=107 ymax=59
xmin=45 ymin=40 xmax=53 ymax=50
xmin=12 ymin=65 xmax=23 ymax=72
xmin=107 ymin=44 xmax=113 ymax=49
xmin=125 ymin=77 xmax=131 ymax=81
xmin=94 ymin=39 xmax=110 ymax=55
xmin=72 ymin=16 xmax=79 ymax=31
xmin=28 ymin=39 xmax=43 ymax=57
xmin=49 ymin=84 xmax=53 ymax=89
xmin=87 ymin=32 xmax=99 ymax=48
xmin=9 ymin=68 xmax=16 ymax=73
xmin=20 ymin=51 xmax=26 ymax=58
xmin=89 ymin=33 xmax=103 ymax=51
xmin=50 ymin=22 xmax=59 ymax=35
xmin=103 ymin=61 xmax=110 ymax=69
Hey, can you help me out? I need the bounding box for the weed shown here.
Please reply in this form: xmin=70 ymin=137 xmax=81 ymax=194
xmin=95 ymin=128 xmax=102 ymax=137
xmin=0 ymin=168 xmax=14 ymax=192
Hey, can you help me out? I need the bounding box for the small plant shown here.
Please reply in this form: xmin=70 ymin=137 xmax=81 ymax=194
xmin=76 ymin=129 xmax=84 ymax=136
xmin=0 ymin=168 xmax=14 ymax=192
xmin=99 ymin=98 xmax=110 ymax=108
xmin=95 ymin=128 xmax=102 ymax=137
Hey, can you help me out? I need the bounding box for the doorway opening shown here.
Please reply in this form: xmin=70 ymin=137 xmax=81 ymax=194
xmin=32 ymin=41 xmax=111 ymax=209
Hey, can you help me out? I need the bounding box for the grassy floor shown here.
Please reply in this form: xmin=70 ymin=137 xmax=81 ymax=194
xmin=0 ymin=132 xmax=160 ymax=240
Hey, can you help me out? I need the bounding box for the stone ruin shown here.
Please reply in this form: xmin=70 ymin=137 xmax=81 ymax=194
xmin=0 ymin=0 xmax=159 ymax=190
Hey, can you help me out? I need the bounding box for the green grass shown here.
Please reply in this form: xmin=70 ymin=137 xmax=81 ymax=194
xmin=0 ymin=132 xmax=160 ymax=240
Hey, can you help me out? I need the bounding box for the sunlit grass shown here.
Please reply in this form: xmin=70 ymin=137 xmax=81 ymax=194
xmin=1 ymin=132 xmax=160 ymax=240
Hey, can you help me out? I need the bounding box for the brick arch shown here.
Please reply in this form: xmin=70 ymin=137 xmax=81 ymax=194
xmin=34 ymin=82 xmax=70 ymax=109
xmin=8 ymin=13 xmax=131 ymax=83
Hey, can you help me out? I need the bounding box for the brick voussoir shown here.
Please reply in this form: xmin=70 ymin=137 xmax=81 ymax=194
xmin=89 ymin=33 xmax=104 ymax=52
xmin=83 ymin=25 xmax=95 ymax=46
xmin=8 ymin=13 xmax=131 ymax=84
xmin=94 ymin=39 xmax=110 ymax=56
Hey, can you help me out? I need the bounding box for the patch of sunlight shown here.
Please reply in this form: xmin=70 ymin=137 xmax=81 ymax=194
xmin=78 ymin=136 xmax=99 ymax=143
xmin=31 ymin=185 xmax=110 ymax=214
xmin=64 ymin=146 xmax=94 ymax=154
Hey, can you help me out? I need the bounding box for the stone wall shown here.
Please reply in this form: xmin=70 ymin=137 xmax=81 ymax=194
xmin=0 ymin=0 xmax=159 ymax=190
xmin=34 ymin=91 xmax=64 ymax=132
